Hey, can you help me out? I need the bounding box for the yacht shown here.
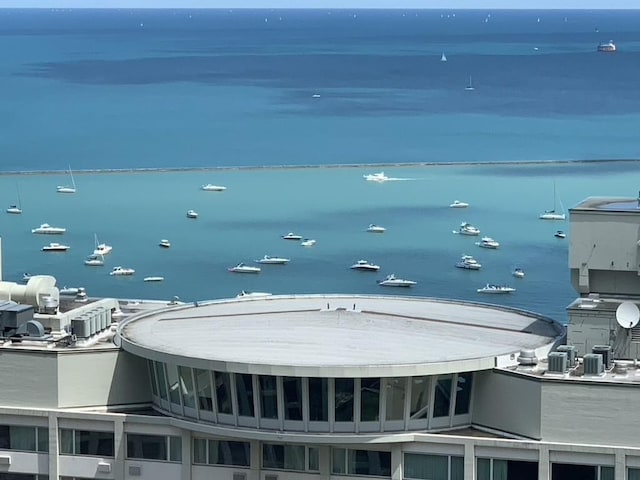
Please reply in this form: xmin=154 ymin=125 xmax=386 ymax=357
xmin=539 ymin=181 xmax=566 ymax=220
xmin=236 ymin=290 xmax=273 ymax=298
xmin=476 ymin=237 xmax=500 ymax=249
xmin=41 ymin=243 xmax=70 ymax=252
xmin=59 ymin=286 xmax=81 ymax=296
xmin=301 ymin=238 xmax=316 ymax=247
xmin=201 ymin=184 xmax=227 ymax=191
xmin=6 ymin=204 xmax=22 ymax=215
xmin=555 ymin=230 xmax=567 ymax=239
xmin=32 ymin=223 xmax=66 ymax=235
xmin=597 ymin=40 xmax=616 ymax=52
xmin=159 ymin=239 xmax=171 ymax=248
xmin=363 ymin=172 xmax=390 ymax=182
xmin=56 ymin=165 xmax=76 ymax=194
xmin=255 ymin=255 xmax=290 ymax=265
xmin=377 ymin=274 xmax=416 ymax=287
xmin=84 ymin=254 xmax=104 ymax=266
xmin=186 ymin=210 xmax=198 ymax=219
xmin=350 ymin=260 xmax=381 ymax=271
xmin=512 ymin=267 xmax=526 ymax=279
xmin=93 ymin=235 xmax=113 ymax=256
xmin=477 ymin=284 xmax=516 ymax=294
xmin=367 ymin=224 xmax=386 ymax=233
xmin=109 ymin=266 xmax=135 ymax=276
xmin=143 ymin=276 xmax=165 ymax=282
xmin=228 ymin=263 xmax=261 ymax=274
xmin=455 ymin=254 xmax=482 ymax=270
xmin=454 ymin=222 xmax=480 ymax=236
xmin=282 ymin=232 xmax=302 ymax=240
xmin=449 ymin=200 xmax=469 ymax=208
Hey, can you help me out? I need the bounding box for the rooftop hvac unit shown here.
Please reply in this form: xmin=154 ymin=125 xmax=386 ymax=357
xmin=71 ymin=318 xmax=90 ymax=339
xmin=583 ymin=353 xmax=604 ymax=376
xmin=548 ymin=352 xmax=568 ymax=373
xmin=557 ymin=345 xmax=577 ymax=367
xmin=592 ymin=345 xmax=613 ymax=369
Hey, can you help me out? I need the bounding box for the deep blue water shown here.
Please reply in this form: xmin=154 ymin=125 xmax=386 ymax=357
xmin=1 ymin=9 xmax=640 ymax=325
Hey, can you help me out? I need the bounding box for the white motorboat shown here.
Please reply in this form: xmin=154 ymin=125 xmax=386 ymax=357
xmin=59 ymin=286 xmax=81 ymax=296
xmin=42 ymin=242 xmax=70 ymax=252
xmin=455 ymin=254 xmax=482 ymax=270
xmin=476 ymin=236 xmax=500 ymax=249
xmin=367 ymin=224 xmax=386 ymax=233
xmin=93 ymin=234 xmax=112 ymax=256
xmin=186 ymin=210 xmax=199 ymax=219
xmin=6 ymin=204 xmax=22 ymax=215
xmin=202 ymin=184 xmax=227 ymax=191
xmin=441 ymin=51 xmax=447 ymax=62
xmin=363 ymin=172 xmax=390 ymax=182
xmin=350 ymin=260 xmax=381 ymax=271
xmin=454 ymin=222 xmax=480 ymax=236
xmin=256 ymin=255 xmax=290 ymax=265
xmin=32 ymin=223 xmax=66 ymax=235
xmin=512 ymin=268 xmax=526 ymax=279
xmin=143 ymin=276 xmax=165 ymax=282
xmin=159 ymin=239 xmax=171 ymax=248
xmin=477 ymin=284 xmax=516 ymax=294
xmin=56 ymin=165 xmax=76 ymax=194
xmin=301 ymin=238 xmax=316 ymax=247
xmin=84 ymin=254 xmax=104 ymax=266
xmin=22 ymin=273 xmax=32 ymax=283
xmin=109 ymin=266 xmax=135 ymax=276
xmin=597 ymin=40 xmax=616 ymax=52
xmin=236 ymin=290 xmax=272 ymax=298
xmin=555 ymin=230 xmax=567 ymax=239
xmin=282 ymin=232 xmax=302 ymax=240
xmin=449 ymin=200 xmax=469 ymax=208
xmin=377 ymin=274 xmax=416 ymax=287
xmin=228 ymin=262 xmax=261 ymax=274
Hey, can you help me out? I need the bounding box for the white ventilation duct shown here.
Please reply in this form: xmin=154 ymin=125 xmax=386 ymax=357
xmin=0 ymin=276 xmax=60 ymax=312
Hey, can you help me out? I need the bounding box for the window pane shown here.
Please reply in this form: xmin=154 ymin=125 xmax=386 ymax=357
xmin=75 ymin=430 xmax=114 ymax=457
xmin=601 ymin=466 xmax=615 ymax=480
xmin=284 ymin=445 xmax=305 ymax=471
xmin=193 ymin=438 xmax=207 ymax=464
xmin=493 ymin=459 xmax=508 ymax=480
xmin=308 ymin=378 xmax=328 ymax=422
xmin=348 ymin=450 xmax=391 ymax=477
xmin=404 ymin=453 xmax=448 ymax=480
xmin=360 ymin=378 xmax=380 ymax=422
xmin=433 ymin=375 xmax=453 ymax=418
xmin=283 ymin=377 xmax=302 ymax=421
xmin=10 ymin=426 xmax=36 ymax=451
xmin=477 ymin=458 xmax=491 ymax=480
xmin=165 ymin=364 xmax=181 ymax=405
xmin=211 ymin=440 xmax=251 ymax=466
xmin=335 ymin=378 xmax=354 ymax=422
xmin=60 ymin=429 xmax=74 ymax=455
xmin=385 ymin=378 xmax=406 ymax=421
xmin=309 ymin=447 xmax=319 ymax=471
xmin=178 ymin=366 xmax=196 ymax=409
xmin=236 ymin=374 xmax=255 ymax=417
xmin=263 ymin=443 xmax=284 ymax=469
xmin=127 ymin=434 xmax=167 ymax=461
xmin=215 ymin=372 xmax=233 ymax=415
xmin=332 ymin=448 xmax=347 ymax=474
xmin=169 ymin=436 xmax=182 ymax=462
xmin=629 ymin=468 xmax=640 ymax=480
xmin=451 ymin=456 xmax=464 ymax=480
xmin=194 ymin=369 xmax=213 ymax=412
xmin=155 ymin=362 xmax=168 ymax=400
xmin=148 ymin=360 xmax=158 ymax=397
xmin=259 ymin=376 xmax=278 ymax=419
xmin=454 ymin=372 xmax=473 ymax=415
xmin=410 ymin=377 xmax=430 ymax=419
xmin=37 ymin=427 xmax=48 ymax=453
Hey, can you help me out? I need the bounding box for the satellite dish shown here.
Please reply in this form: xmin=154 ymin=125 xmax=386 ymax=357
xmin=616 ymin=301 xmax=640 ymax=329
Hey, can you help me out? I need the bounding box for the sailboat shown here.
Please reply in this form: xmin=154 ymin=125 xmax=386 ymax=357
xmin=465 ymin=76 xmax=475 ymax=91
xmin=539 ymin=181 xmax=566 ymax=220
xmin=441 ymin=51 xmax=447 ymax=62
xmin=93 ymin=233 xmax=113 ymax=256
xmin=6 ymin=184 xmax=22 ymax=214
xmin=56 ymin=165 xmax=76 ymax=194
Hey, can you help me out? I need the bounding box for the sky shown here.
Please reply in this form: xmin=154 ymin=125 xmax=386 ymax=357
xmin=2 ymin=0 xmax=639 ymax=8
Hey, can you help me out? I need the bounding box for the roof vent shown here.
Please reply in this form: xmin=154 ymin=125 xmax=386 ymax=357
xmin=548 ymin=352 xmax=568 ymax=373
xmin=517 ymin=349 xmax=538 ymax=366
xmin=592 ymin=345 xmax=613 ymax=369
xmin=557 ymin=345 xmax=577 ymax=367
xmin=583 ymin=353 xmax=604 ymax=376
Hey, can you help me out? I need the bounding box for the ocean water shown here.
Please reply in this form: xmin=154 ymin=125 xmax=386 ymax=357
xmin=1 ymin=9 xmax=640 ymax=323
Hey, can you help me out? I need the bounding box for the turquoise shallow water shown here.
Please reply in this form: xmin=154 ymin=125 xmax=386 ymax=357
xmin=1 ymin=161 xmax=639 ymax=324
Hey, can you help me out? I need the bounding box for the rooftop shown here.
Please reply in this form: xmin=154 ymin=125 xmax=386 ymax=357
xmin=119 ymin=294 xmax=564 ymax=377
xmin=571 ymin=196 xmax=640 ymax=213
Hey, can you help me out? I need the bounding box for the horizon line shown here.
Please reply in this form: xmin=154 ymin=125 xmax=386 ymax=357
xmin=2 ymin=7 xmax=640 ymax=10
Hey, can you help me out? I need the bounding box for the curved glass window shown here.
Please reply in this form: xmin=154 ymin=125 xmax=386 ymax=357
xmin=215 ymin=372 xmax=233 ymax=415
xmin=283 ymin=377 xmax=302 ymax=421
xmin=385 ymin=378 xmax=406 ymax=421
xmin=178 ymin=366 xmax=195 ymax=409
xmin=259 ymin=376 xmax=278 ymax=419
xmin=454 ymin=372 xmax=473 ymax=415
xmin=155 ymin=361 xmax=168 ymax=401
xmin=309 ymin=378 xmax=328 ymax=422
xmin=236 ymin=374 xmax=255 ymax=417
xmin=194 ymin=369 xmax=213 ymax=412
xmin=360 ymin=378 xmax=380 ymax=422
xmin=410 ymin=376 xmax=430 ymax=419
xmin=335 ymin=378 xmax=354 ymax=422
xmin=433 ymin=375 xmax=453 ymax=418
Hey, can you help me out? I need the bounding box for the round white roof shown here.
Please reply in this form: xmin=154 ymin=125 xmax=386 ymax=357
xmin=119 ymin=295 xmax=563 ymax=377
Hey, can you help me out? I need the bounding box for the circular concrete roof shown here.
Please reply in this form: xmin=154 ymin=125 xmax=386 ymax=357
xmin=118 ymin=294 xmax=564 ymax=377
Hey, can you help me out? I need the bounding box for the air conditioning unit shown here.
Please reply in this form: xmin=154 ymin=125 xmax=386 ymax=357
xmin=265 ymin=475 xmax=278 ymax=480
xmin=97 ymin=461 xmax=111 ymax=473
xmin=592 ymin=345 xmax=613 ymax=369
xmin=128 ymin=465 xmax=142 ymax=476
xmin=232 ymin=473 xmax=247 ymax=480
xmin=548 ymin=352 xmax=568 ymax=373
xmin=0 ymin=454 xmax=11 ymax=465
xmin=557 ymin=345 xmax=577 ymax=367
xmin=583 ymin=353 xmax=604 ymax=376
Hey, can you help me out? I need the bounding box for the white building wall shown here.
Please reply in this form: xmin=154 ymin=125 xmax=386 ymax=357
xmin=124 ymin=460 xmax=183 ymax=480
xmin=58 ymin=455 xmax=114 ymax=478
xmin=0 ymin=350 xmax=58 ymax=408
xmin=0 ymin=451 xmax=48 ymax=476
